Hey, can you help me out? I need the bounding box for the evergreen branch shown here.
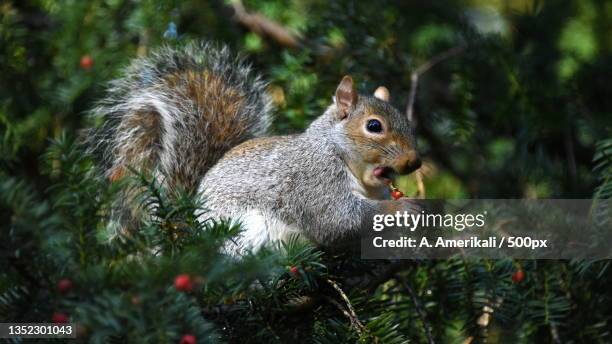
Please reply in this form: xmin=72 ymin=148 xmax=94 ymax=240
xmin=366 ymin=260 xmax=418 ymax=293
xmin=325 ymin=296 xmax=364 ymax=336
xmin=397 ymin=276 xmax=435 ymax=344
xmin=325 ymin=279 xmax=367 ymax=336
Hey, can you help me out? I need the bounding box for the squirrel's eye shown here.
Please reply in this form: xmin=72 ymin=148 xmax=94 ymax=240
xmin=366 ymin=119 xmax=383 ymax=133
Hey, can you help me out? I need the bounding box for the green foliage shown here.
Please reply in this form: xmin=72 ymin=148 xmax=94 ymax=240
xmin=593 ymin=138 xmax=612 ymax=199
xmin=3 ymin=137 xmax=610 ymax=342
xmin=2 ymin=0 xmax=612 ymax=343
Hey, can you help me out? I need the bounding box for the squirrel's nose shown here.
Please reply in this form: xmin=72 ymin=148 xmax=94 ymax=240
xmin=396 ymin=151 xmax=421 ymax=175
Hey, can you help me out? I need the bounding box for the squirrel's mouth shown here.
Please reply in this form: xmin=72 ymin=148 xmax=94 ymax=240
xmin=372 ymin=166 xmax=396 ymax=184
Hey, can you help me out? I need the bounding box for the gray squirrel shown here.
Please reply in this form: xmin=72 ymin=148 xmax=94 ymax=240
xmin=87 ymin=42 xmax=422 ymax=255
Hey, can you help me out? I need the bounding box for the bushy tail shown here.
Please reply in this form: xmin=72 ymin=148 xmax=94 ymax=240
xmin=87 ymin=42 xmax=272 ymax=193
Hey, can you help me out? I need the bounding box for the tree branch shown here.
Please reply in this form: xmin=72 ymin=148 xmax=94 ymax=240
xmin=326 ymin=278 xmax=367 ymax=335
xmin=397 ymin=277 xmax=436 ymax=344
xmin=405 ymin=46 xmax=464 ymax=123
xmin=404 ymin=46 xmax=465 ymax=198
xmin=231 ymin=0 xmax=301 ymax=49
xmin=229 ymin=0 xmax=336 ymax=57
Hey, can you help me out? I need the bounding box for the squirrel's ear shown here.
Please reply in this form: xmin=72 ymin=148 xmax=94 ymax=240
xmin=334 ymin=75 xmax=358 ymax=119
xmin=374 ymin=86 xmax=390 ymax=102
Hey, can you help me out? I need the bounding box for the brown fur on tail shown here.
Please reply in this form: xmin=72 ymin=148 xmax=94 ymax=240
xmin=87 ymin=42 xmax=273 ymax=193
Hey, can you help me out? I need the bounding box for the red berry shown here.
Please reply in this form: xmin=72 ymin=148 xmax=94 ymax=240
xmin=391 ymin=189 xmax=404 ymax=200
xmin=289 ymin=266 xmax=299 ymax=276
xmin=57 ymin=278 xmax=73 ymax=294
xmin=52 ymin=312 xmax=69 ymax=324
xmin=174 ymin=274 xmax=193 ymax=292
xmin=80 ymin=55 xmax=94 ymax=70
xmin=512 ymin=269 xmax=525 ymax=283
xmin=179 ymin=334 xmax=196 ymax=344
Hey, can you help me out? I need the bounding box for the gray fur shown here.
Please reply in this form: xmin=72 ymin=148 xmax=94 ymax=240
xmin=88 ymin=42 xmax=420 ymax=251
xmin=87 ymin=42 xmax=272 ymax=191
xmin=201 ymin=99 xmax=420 ymax=255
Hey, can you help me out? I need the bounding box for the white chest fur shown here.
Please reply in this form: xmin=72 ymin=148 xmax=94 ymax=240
xmin=225 ymin=209 xmax=302 ymax=255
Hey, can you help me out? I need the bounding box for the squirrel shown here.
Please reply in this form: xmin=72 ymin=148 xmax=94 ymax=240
xmin=87 ymin=42 xmax=422 ymax=255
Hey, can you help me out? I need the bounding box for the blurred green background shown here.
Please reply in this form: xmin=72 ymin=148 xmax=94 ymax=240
xmin=1 ymin=0 xmax=611 ymax=199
